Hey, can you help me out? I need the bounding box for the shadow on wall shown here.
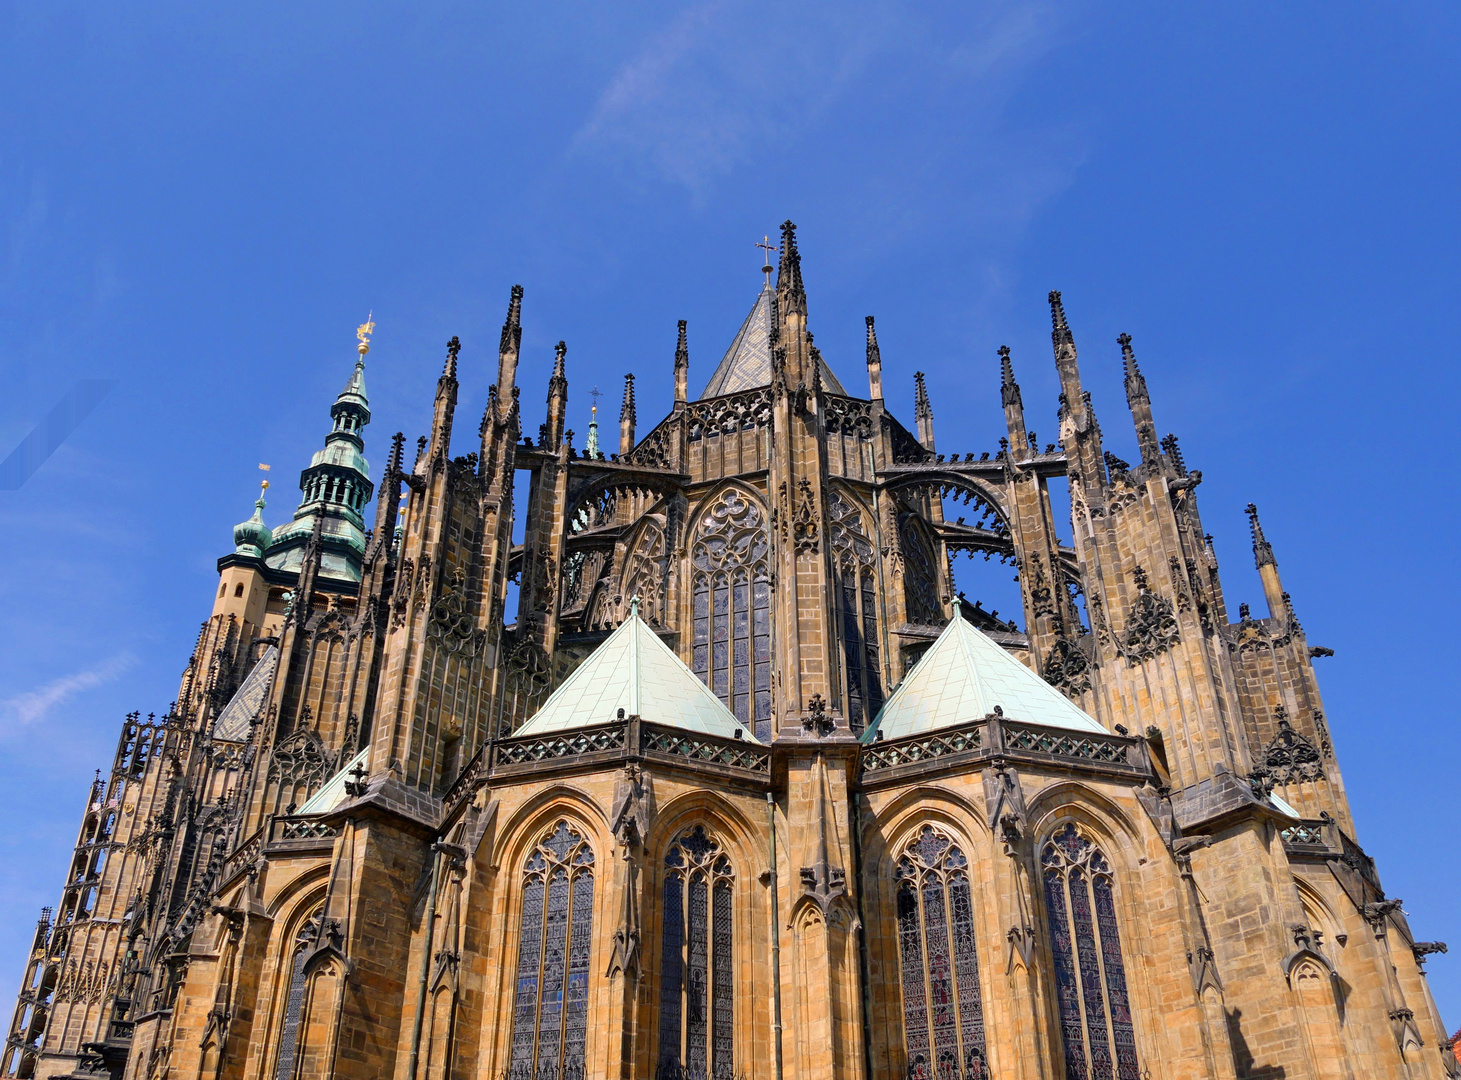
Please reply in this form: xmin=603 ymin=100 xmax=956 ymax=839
xmin=1227 ymin=1008 xmax=1286 ymax=1079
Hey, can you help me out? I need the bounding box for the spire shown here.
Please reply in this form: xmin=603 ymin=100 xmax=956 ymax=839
xmin=495 ymin=284 xmax=524 ymax=424
xmin=442 ymin=335 xmax=461 ymax=382
xmin=619 ymin=373 xmax=637 ymax=456
xmin=865 ymin=316 xmax=883 ymax=400
xmin=1246 ymin=503 xmax=1275 ymax=568
xmin=371 ymin=431 xmax=406 ymax=539
xmin=1118 ymin=332 xmax=1160 ymax=465
xmin=266 ymin=325 xmax=375 ymax=583
xmin=999 ymin=346 xmax=1027 ymax=456
xmin=546 ymin=340 xmax=568 ymax=449
xmin=674 ymin=320 xmax=689 ymax=407
xmin=1246 ymin=502 xmax=1287 ymax=619
xmin=776 ymin=219 xmax=806 ymax=317
xmin=232 ymin=479 xmax=272 ymax=558
xmin=428 ymin=335 xmax=460 ymax=461
xmin=1049 ymin=290 xmax=1087 ymax=425
xmin=913 ymin=371 xmax=935 ymax=451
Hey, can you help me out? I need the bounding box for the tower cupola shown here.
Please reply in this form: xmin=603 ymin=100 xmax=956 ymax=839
xmin=232 ymin=479 xmax=272 ymax=558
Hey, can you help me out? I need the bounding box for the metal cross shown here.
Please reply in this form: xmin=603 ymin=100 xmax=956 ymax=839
xmin=756 ymin=235 xmax=777 ymax=282
xmin=589 ymin=385 xmax=602 ymax=416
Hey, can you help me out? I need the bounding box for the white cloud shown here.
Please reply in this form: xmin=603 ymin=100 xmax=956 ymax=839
xmin=0 ymin=653 xmax=135 ymax=731
xmin=571 ymin=1 xmax=1066 ymax=198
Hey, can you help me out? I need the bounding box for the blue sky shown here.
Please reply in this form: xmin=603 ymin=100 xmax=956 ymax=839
xmin=2 ymin=0 xmax=1459 ymax=1027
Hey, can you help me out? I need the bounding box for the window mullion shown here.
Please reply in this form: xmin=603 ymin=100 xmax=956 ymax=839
xmin=1064 ymin=869 xmax=1092 ymax=1079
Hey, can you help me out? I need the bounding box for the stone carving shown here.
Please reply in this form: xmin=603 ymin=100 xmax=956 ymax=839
xmin=686 ymin=387 xmax=773 ymax=441
xmin=823 ymin=395 xmax=873 ymax=438
xmin=427 ymin=567 xmax=485 ymax=657
xmin=793 ymin=478 xmax=820 ymax=554
xmin=1121 ymin=566 xmax=1179 ymax=663
xmin=1042 ymin=637 xmax=1093 ymax=696
xmin=1264 ymin=713 xmax=1324 ymax=785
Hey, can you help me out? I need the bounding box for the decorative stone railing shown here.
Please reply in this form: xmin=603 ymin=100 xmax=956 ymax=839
xmin=484 ymin=716 xmax=769 ymax=785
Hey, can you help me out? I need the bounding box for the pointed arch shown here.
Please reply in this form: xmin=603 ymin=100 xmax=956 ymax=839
xmin=827 ymin=487 xmax=883 ymax=733
xmin=687 ymin=484 xmax=772 ymax=740
xmin=620 ymin=515 xmax=670 ymax=628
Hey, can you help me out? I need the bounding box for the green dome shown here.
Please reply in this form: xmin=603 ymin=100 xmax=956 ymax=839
xmin=233 ymin=494 xmax=272 ymax=557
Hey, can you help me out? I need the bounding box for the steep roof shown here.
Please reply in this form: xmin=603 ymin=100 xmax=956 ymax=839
xmin=698 ymin=282 xmax=846 ymax=400
xmin=515 ymin=606 xmax=759 ymax=742
xmin=297 ymin=747 xmax=368 ymax=815
xmin=863 ymin=615 xmax=1107 ymax=743
xmin=212 ymin=646 xmax=279 ymax=741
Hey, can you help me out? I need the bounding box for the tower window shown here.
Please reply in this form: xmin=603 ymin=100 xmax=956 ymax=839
xmin=218 ymin=583 xmax=226 ymax=598
xmin=508 ymin=821 xmax=595 ymax=1080
xmin=658 ymin=826 xmax=734 ymax=1080
xmin=690 ymin=490 xmax=772 ymax=740
xmin=894 ymin=824 xmax=988 ymax=1080
xmin=234 ymin=583 xmax=245 ymax=598
xmin=1041 ymin=823 xmax=1140 ymax=1079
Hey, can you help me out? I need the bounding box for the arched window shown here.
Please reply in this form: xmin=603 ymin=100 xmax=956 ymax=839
xmin=893 ymin=825 xmax=988 ymax=1080
xmin=828 ymin=492 xmax=883 ymax=733
xmin=1041 ymin=823 xmax=1140 ymax=1080
xmin=508 ymin=821 xmax=595 ymax=1080
xmin=658 ymin=826 xmax=734 ymax=1080
xmin=235 ymin=582 xmax=246 ymax=597
xmin=690 ymin=490 xmax=772 ymax=740
xmin=274 ymin=909 xmax=322 ymax=1080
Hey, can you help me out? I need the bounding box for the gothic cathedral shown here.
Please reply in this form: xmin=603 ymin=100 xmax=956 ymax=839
xmin=4 ymin=223 xmax=1453 ymax=1080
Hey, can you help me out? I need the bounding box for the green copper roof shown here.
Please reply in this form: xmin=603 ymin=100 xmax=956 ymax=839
xmin=297 ymin=747 xmax=369 ymax=815
xmin=515 ymin=606 xmax=759 ymax=742
xmin=698 ymin=282 xmax=846 ymax=399
xmin=212 ymin=646 xmax=279 ymax=741
xmin=863 ymin=615 xmax=1106 ymax=743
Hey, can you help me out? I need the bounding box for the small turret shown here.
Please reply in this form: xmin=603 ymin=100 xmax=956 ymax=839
xmin=1247 ymin=503 xmax=1287 ymax=618
xmin=619 ymin=374 xmax=637 ymax=456
xmin=232 ymin=480 xmax=271 ymax=558
xmin=546 ymin=341 xmax=568 ymax=450
xmin=913 ymin=371 xmax=935 ymax=451
xmin=999 ymin=346 xmax=1027 ymax=456
xmin=865 ymin=316 xmax=883 ymax=400
xmin=1119 ymin=333 xmax=1160 ymax=466
xmin=674 ymin=320 xmax=689 ymax=408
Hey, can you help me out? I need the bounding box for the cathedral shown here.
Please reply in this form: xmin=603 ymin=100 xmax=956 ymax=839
xmin=3 ymin=222 xmax=1454 ymax=1080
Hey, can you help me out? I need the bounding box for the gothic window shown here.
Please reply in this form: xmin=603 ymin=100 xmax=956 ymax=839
xmin=621 ymin=521 xmax=669 ymax=627
xmin=899 ymin=514 xmax=944 ymax=627
xmin=828 ymin=492 xmax=883 ymax=733
xmin=894 ymin=825 xmax=988 ymax=1080
xmin=1041 ymin=824 xmax=1140 ymax=1080
xmin=267 ymin=729 xmax=333 ymax=815
xmin=274 ymin=909 xmax=322 ymax=1080
xmin=509 ymin=821 xmax=595 ymax=1080
xmin=690 ymin=490 xmax=772 ymax=740
xmin=658 ymin=827 xmax=735 ymax=1080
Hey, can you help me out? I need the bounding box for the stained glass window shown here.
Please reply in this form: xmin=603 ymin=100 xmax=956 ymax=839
xmin=691 ymin=490 xmax=772 ymax=740
xmin=893 ymin=826 xmax=988 ymax=1080
xmin=658 ymin=827 xmax=735 ymax=1080
xmin=1041 ymin=823 xmax=1140 ymax=1080
xmin=274 ymin=911 xmax=321 ymax=1080
xmin=828 ymin=492 xmax=883 ymax=733
xmin=508 ymin=821 xmax=595 ymax=1080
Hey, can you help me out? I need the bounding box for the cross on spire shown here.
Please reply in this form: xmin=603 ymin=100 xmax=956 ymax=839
xmin=589 ymin=384 xmax=603 ymax=417
xmin=756 ymin=234 xmax=777 ymax=284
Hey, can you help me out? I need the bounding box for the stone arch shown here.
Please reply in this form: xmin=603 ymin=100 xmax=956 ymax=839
xmin=1024 ymin=782 xmax=1146 ymax=867
xmin=258 ymin=882 xmax=329 ymax=1080
xmin=492 ymin=786 xmax=611 ymax=879
xmin=565 ymin=471 xmax=681 ymax=537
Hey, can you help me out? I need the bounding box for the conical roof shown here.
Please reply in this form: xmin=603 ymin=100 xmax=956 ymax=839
xmin=515 ymin=606 xmax=760 ymax=742
xmin=863 ymin=615 xmax=1106 ymax=743
xmin=698 ymin=282 xmax=846 ymax=399
xmin=212 ymin=646 xmax=279 ymax=741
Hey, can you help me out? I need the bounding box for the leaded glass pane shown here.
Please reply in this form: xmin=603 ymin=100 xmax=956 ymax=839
xmin=712 ymin=881 xmax=734 ymax=1079
xmin=659 ymin=874 xmax=685 ymax=1073
xmin=687 ymin=874 xmax=710 ymax=1073
xmin=274 ymin=944 xmax=309 ymax=1080
xmin=692 ymin=491 xmax=770 ymax=725
xmin=661 ymin=828 xmax=734 ymax=1080
xmin=510 ymin=877 xmax=545 ymax=1071
xmin=1094 ymin=876 xmax=1140 ymax=1080
xmin=536 ymin=868 xmax=570 ymax=1075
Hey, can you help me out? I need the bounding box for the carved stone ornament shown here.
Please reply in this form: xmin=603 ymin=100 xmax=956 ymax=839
xmin=1121 ymin=566 xmax=1179 ymax=664
xmin=427 ymin=567 xmax=486 ymax=657
xmin=1042 ymin=636 xmax=1092 ymax=696
xmin=1263 ymin=714 xmax=1325 ymax=785
xmin=793 ymin=478 xmax=820 ymax=554
xmin=801 ymin=693 xmax=834 ymax=737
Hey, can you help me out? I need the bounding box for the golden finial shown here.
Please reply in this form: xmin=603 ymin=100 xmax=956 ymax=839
xmin=356 ymin=311 xmax=376 ymax=356
xmin=258 ymin=462 xmax=271 ymax=493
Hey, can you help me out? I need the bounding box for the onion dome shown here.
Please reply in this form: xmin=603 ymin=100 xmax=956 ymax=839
xmin=233 ymin=485 xmax=271 ymax=557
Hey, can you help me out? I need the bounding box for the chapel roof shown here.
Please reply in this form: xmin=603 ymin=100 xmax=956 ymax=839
xmin=697 ymin=281 xmax=846 ymax=400
xmin=862 ymin=614 xmax=1108 ymax=743
xmin=514 ymin=604 xmax=760 ymax=742
xmin=212 ymin=645 xmax=279 ymax=741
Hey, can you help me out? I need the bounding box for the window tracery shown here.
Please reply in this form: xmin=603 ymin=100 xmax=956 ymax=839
xmin=899 ymin=515 xmax=944 ymax=626
xmin=274 ymin=908 xmax=322 ymax=1080
xmin=508 ymin=821 xmax=595 ymax=1080
xmin=1041 ymin=823 xmax=1139 ymax=1080
xmin=894 ymin=825 xmax=988 ymax=1080
xmin=658 ymin=826 xmax=735 ymax=1080
xmin=690 ymin=490 xmax=772 ymax=740
xmin=621 ymin=521 xmax=669 ymax=627
xmin=828 ymin=492 xmax=883 ymax=733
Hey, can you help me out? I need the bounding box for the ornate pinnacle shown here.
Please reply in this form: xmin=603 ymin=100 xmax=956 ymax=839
xmin=387 ymin=431 xmax=406 ymax=476
xmin=913 ymin=371 xmax=932 ymax=422
xmin=999 ymin=345 xmax=1022 ymax=409
xmin=620 ymin=373 xmax=636 ymax=425
xmin=675 ymin=320 xmax=688 ymax=364
xmin=1246 ymin=503 xmax=1276 ymax=568
xmin=777 ymin=219 xmax=805 ymax=311
xmin=500 ymin=285 xmax=524 ymax=355
xmin=443 ymin=335 xmax=461 ymax=379
xmin=865 ymin=316 xmax=881 ymax=366
xmin=552 ymin=341 xmax=567 ymax=382
xmin=1048 ymin=290 xmax=1074 ymax=349
xmin=1118 ymin=332 xmax=1149 ymax=406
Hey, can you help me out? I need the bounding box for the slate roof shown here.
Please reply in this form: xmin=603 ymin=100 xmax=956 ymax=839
xmin=698 ymin=282 xmax=846 ymax=399
xmin=212 ymin=646 xmax=279 ymax=741
xmin=863 ymin=615 xmax=1107 ymax=742
xmin=514 ymin=607 xmax=759 ymax=742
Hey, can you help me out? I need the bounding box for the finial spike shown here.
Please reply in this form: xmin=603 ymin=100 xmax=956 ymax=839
xmin=999 ymin=345 xmax=1022 ymax=408
xmin=1247 ymin=503 xmax=1276 ymax=568
xmin=777 ymin=219 xmax=805 ymax=312
xmin=1048 ymin=290 xmax=1073 ymax=348
xmin=443 ymin=335 xmax=461 ymax=379
xmin=1119 ymin=332 xmax=1148 ymax=406
xmin=500 ymin=285 xmax=523 ymax=354
xmin=620 ymin=373 xmax=636 ymax=424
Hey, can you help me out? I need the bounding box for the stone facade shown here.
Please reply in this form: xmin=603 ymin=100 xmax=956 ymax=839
xmin=3 ymin=222 xmax=1454 ymax=1079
